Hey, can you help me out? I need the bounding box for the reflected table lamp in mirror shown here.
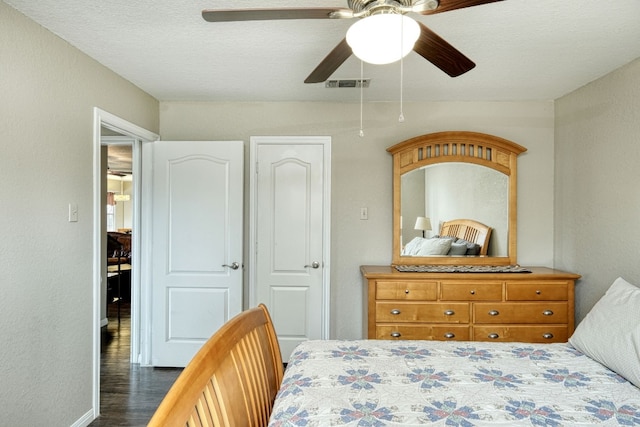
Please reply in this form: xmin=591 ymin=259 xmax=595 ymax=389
xmin=414 ymin=216 xmax=432 ymax=238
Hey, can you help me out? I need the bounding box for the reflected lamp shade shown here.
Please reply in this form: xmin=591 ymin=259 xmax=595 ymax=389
xmin=346 ymin=14 xmax=420 ymax=65
xmin=414 ymin=216 xmax=432 ymax=237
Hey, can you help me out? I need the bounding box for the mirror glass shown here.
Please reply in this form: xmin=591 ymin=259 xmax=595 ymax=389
xmin=400 ymin=163 xmax=508 ymax=257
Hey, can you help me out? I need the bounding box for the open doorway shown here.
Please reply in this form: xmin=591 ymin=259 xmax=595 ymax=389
xmin=92 ymin=108 xmax=158 ymax=419
xmin=104 ymin=138 xmax=133 ymax=326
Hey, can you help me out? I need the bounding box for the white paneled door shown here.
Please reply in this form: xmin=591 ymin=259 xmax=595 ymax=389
xmin=148 ymin=140 xmax=243 ymax=367
xmin=250 ymin=136 xmax=331 ymax=362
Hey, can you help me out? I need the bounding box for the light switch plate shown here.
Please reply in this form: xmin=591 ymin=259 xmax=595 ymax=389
xmin=360 ymin=207 xmax=368 ymax=220
xmin=69 ymin=203 xmax=78 ymax=222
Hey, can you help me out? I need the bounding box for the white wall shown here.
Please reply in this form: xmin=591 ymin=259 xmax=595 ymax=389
xmin=555 ymin=57 xmax=640 ymax=323
xmin=159 ymin=100 xmax=556 ymax=340
xmin=0 ymin=2 xmax=158 ymax=425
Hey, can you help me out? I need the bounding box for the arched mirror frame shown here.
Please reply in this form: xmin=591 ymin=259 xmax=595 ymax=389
xmin=389 ymin=131 xmax=527 ymax=266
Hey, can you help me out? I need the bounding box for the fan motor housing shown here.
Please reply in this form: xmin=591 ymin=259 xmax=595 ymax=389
xmin=347 ymin=0 xmax=438 ymax=17
xmin=348 ymin=0 xmax=413 ymax=14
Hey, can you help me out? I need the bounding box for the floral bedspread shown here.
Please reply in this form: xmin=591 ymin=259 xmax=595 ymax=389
xmin=269 ymin=340 xmax=640 ymax=426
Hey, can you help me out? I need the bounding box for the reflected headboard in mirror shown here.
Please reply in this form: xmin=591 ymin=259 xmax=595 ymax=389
xmin=389 ymin=131 xmax=527 ymax=266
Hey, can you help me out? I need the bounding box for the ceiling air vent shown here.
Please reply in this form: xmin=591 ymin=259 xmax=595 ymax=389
xmin=325 ymin=79 xmax=370 ymax=88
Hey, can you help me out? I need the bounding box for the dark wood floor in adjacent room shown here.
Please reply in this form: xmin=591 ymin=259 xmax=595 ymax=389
xmin=89 ymin=303 xmax=182 ymax=426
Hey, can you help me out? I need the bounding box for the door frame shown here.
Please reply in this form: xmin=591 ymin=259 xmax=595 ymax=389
xmin=92 ymin=108 xmax=158 ymax=417
xmin=248 ymin=136 xmax=332 ymax=339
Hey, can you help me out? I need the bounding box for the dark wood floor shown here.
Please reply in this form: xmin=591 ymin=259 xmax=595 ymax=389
xmin=89 ymin=303 xmax=182 ymax=426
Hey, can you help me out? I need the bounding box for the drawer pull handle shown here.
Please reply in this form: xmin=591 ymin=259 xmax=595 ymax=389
xmin=390 ymin=332 xmax=401 ymax=338
xmin=444 ymin=310 xmax=455 ymax=316
xmin=390 ymin=309 xmax=401 ymax=315
xmin=536 ymin=290 xmax=542 ymax=295
xmin=488 ymin=310 xmax=500 ymax=316
xmin=543 ymin=310 xmax=554 ymax=316
xmin=404 ymin=289 xmax=410 ymax=294
xmin=488 ymin=333 xmax=500 ymax=339
xmin=444 ymin=333 xmax=455 ymax=339
xmin=543 ymin=333 xmax=554 ymax=339
xmin=470 ymin=290 xmax=476 ymax=295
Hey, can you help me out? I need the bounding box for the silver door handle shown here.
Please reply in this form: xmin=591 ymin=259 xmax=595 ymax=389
xmin=304 ymin=261 xmax=320 ymax=269
xmin=222 ymin=262 xmax=240 ymax=270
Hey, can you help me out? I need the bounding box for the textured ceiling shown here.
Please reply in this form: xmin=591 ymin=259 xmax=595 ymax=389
xmin=5 ymin=0 xmax=640 ymax=102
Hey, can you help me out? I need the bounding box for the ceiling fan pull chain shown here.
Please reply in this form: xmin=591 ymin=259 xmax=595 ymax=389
xmin=399 ymin=14 xmax=406 ymax=123
xmin=359 ymin=59 xmax=364 ymax=137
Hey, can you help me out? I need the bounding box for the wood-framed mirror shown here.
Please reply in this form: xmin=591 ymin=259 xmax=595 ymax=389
xmin=389 ymin=131 xmax=527 ymax=266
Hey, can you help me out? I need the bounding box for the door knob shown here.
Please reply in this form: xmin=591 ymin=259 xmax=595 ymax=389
xmin=304 ymin=261 xmax=320 ymax=269
xmin=222 ymin=262 xmax=240 ymax=270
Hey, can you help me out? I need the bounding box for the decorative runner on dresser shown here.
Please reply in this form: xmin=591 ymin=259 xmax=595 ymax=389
xmin=395 ymin=264 xmax=532 ymax=273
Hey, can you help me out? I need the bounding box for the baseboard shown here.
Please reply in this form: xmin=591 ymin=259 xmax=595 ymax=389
xmin=71 ymin=408 xmax=95 ymax=427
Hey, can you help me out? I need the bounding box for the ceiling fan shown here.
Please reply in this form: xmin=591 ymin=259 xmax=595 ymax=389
xmin=202 ymin=0 xmax=504 ymax=83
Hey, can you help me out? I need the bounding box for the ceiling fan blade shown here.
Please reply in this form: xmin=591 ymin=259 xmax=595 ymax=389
xmin=413 ymin=22 xmax=475 ymax=77
xmin=304 ymin=39 xmax=352 ymax=84
xmin=202 ymin=8 xmax=353 ymax=22
xmin=421 ymin=0 xmax=504 ymax=15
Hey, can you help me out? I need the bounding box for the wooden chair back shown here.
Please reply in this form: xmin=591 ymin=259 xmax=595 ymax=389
xmin=148 ymin=304 xmax=284 ymax=427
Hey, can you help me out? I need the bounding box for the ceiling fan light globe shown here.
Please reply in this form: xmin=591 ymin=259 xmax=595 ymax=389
xmin=346 ymin=14 xmax=420 ymax=65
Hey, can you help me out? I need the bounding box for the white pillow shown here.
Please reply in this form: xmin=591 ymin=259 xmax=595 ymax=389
xmin=402 ymin=237 xmax=425 ymax=256
xmin=415 ymin=238 xmax=453 ymax=256
xmin=569 ymin=277 xmax=640 ymax=388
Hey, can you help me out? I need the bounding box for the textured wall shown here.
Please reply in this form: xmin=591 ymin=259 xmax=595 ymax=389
xmin=0 ymin=3 xmax=158 ymax=425
xmin=159 ymin=100 xmax=556 ymax=341
xmin=555 ymin=57 xmax=640 ymax=323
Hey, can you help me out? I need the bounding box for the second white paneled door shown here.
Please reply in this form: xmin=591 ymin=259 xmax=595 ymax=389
xmin=250 ymin=136 xmax=331 ymax=362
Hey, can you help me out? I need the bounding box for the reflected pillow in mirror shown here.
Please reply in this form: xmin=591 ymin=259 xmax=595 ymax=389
xmin=456 ymin=238 xmax=481 ymax=255
xmin=402 ymin=237 xmax=426 ymax=256
xmin=569 ymin=277 xmax=640 ymax=388
xmin=415 ymin=238 xmax=453 ymax=256
xmin=449 ymin=242 xmax=469 ymax=255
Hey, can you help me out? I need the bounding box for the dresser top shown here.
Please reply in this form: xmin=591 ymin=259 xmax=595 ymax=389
xmin=361 ymin=265 xmax=581 ymax=280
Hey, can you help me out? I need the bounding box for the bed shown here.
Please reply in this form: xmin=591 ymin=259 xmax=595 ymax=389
xmin=148 ymin=304 xmax=283 ymax=427
xmin=402 ymin=219 xmax=492 ymax=257
xmin=269 ymin=277 xmax=640 ymax=426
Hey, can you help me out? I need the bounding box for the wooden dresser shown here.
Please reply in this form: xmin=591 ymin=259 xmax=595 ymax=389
xmin=361 ymin=265 xmax=580 ymax=343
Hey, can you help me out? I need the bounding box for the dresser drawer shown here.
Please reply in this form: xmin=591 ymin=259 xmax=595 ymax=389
xmin=376 ymin=302 xmax=469 ymax=323
xmin=473 ymin=325 xmax=568 ymax=343
xmin=376 ymin=325 xmax=470 ymax=340
xmin=506 ymin=281 xmax=569 ymax=301
xmin=440 ymin=281 xmax=503 ymax=301
xmin=473 ymin=302 xmax=568 ymax=324
xmin=376 ymin=281 xmax=438 ymax=301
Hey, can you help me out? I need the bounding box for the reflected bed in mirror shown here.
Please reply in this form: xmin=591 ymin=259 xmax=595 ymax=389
xmin=402 ymin=218 xmax=492 ymax=257
xmin=389 ymin=131 xmax=526 ymax=266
